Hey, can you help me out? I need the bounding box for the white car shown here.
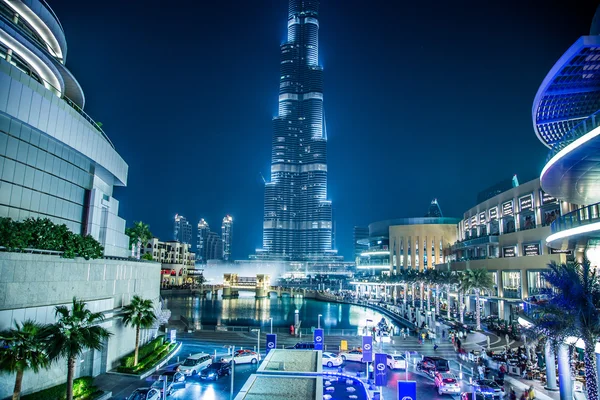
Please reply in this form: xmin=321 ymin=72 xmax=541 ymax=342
xmin=177 ymin=353 xmax=212 ymax=376
xmin=322 ymin=352 xmax=343 ymax=368
xmin=126 ymin=388 xmax=160 ymax=400
xmin=338 ymin=349 xmax=365 ymax=363
xmin=386 ymin=354 xmax=406 ymax=370
xmin=435 ymin=372 xmax=461 ymax=396
xmin=221 ymin=350 xmax=261 ymax=365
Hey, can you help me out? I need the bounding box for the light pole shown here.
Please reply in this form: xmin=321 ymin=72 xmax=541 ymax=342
xmin=230 ymin=345 xmax=235 ymax=400
xmin=269 ymin=318 xmax=273 ymax=334
xmin=318 ymin=314 xmax=322 ymax=329
xmin=251 ymin=328 xmax=260 ymax=355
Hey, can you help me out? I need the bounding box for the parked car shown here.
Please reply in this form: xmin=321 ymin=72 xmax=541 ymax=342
xmin=338 ymin=349 xmax=365 ymax=362
xmin=322 ymin=352 xmax=343 ymax=367
xmin=177 ymin=353 xmax=212 ymax=376
xmin=386 ymin=354 xmax=406 ymax=370
xmin=200 ymin=362 xmax=231 ymax=380
xmin=221 ymin=349 xmax=261 ymax=364
xmin=284 ymin=342 xmax=315 ymax=350
xmin=472 ymin=379 xmax=504 ymax=399
xmin=417 ymin=356 xmax=450 ymax=376
xmin=150 ymin=371 xmax=185 ymax=396
xmin=126 ymin=388 xmax=160 ymax=400
xmin=461 ymin=392 xmax=492 ymax=400
xmin=434 ymin=372 xmax=461 ymax=396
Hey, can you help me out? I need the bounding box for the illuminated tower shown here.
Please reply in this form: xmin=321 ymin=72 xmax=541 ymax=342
xmin=174 ymin=214 xmax=192 ymax=245
xmin=222 ymin=215 xmax=233 ymax=261
xmin=197 ymin=218 xmax=210 ymax=262
xmin=258 ymin=0 xmax=337 ymax=261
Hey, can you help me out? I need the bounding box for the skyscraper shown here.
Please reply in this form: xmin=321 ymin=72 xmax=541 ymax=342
xmin=222 ymin=215 xmax=233 ymax=261
xmin=197 ymin=218 xmax=210 ymax=263
xmin=258 ymin=0 xmax=337 ymax=261
xmin=174 ymin=214 xmax=192 ymax=245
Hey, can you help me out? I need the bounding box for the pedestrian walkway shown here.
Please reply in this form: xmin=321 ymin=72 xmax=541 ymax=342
xmin=505 ymin=376 xmax=559 ymax=400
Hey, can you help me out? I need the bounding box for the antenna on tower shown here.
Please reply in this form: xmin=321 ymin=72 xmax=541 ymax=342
xmin=259 ymin=172 xmax=266 ymax=184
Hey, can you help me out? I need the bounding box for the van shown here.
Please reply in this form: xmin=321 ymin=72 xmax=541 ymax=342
xmin=178 ymin=353 xmax=212 ymax=375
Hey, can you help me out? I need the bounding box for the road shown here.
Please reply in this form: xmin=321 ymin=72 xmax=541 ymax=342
xmin=98 ymin=328 xmax=498 ymax=400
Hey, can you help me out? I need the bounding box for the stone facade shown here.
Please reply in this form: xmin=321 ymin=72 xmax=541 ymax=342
xmin=0 ymin=252 xmax=161 ymax=398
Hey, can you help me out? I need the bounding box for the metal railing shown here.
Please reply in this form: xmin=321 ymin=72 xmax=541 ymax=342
xmin=550 ymin=202 xmax=600 ymax=235
xmin=547 ymin=109 xmax=600 ymax=162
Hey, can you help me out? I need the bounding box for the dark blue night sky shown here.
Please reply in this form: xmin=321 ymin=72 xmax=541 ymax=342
xmin=48 ymin=0 xmax=599 ymax=260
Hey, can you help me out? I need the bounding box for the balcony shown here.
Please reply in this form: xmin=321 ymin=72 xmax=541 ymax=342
xmin=451 ymin=235 xmax=499 ymax=251
xmin=546 ymin=202 xmax=600 ymax=249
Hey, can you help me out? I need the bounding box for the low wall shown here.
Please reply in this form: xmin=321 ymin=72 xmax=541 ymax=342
xmin=0 ymin=253 xmax=161 ymax=399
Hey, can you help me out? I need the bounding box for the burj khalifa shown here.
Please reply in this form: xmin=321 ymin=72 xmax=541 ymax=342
xmin=257 ymin=0 xmax=338 ymax=261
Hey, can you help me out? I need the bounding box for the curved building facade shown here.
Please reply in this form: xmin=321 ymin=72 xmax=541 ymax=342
xmin=257 ymin=0 xmax=337 ymax=261
xmin=0 ymin=0 xmax=129 ymax=256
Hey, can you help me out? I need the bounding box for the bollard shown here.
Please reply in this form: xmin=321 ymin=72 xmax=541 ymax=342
xmin=459 ymin=364 xmax=463 ymax=379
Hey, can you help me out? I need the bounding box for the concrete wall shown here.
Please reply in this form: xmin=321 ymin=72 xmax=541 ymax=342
xmin=0 ymin=253 xmax=161 ymax=398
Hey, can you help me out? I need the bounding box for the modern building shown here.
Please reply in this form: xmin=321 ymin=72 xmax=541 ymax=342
xmin=256 ymin=0 xmax=338 ymax=262
xmin=196 ymin=218 xmax=224 ymax=262
xmin=446 ymin=178 xmax=573 ymax=321
xmin=173 ymin=213 xmax=192 ymax=245
xmin=205 ymin=230 xmax=224 ymax=261
xmin=222 ymin=214 xmax=233 ymax=261
xmin=356 ymin=200 xmax=460 ymax=277
xmin=196 ymin=217 xmax=210 ymax=262
xmin=353 ymin=226 xmax=369 ymax=262
xmin=141 ymin=238 xmax=195 ymax=286
xmin=0 ymin=0 xmax=130 ymax=257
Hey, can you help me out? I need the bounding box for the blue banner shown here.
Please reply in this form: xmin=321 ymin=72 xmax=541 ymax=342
xmin=374 ymin=353 xmax=387 ymax=386
xmin=397 ymin=380 xmax=417 ymax=400
xmin=266 ymin=334 xmax=277 ymax=355
xmin=362 ymin=336 xmax=373 ymax=362
xmin=314 ymin=328 xmax=324 ymax=350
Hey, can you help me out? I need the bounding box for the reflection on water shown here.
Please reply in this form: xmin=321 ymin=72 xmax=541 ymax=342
xmin=162 ymin=291 xmax=394 ymax=330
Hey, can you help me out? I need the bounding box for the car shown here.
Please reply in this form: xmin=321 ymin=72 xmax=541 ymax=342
xmin=284 ymin=342 xmax=315 ymax=350
xmin=177 ymin=353 xmax=212 ymax=376
xmin=461 ymin=392 xmax=493 ymax=400
xmin=221 ymin=349 xmax=261 ymax=364
xmin=380 ymin=332 xmax=392 ymax=343
xmin=322 ymin=352 xmax=343 ymax=367
xmin=386 ymin=354 xmax=406 ymax=370
xmin=434 ymin=372 xmax=461 ymax=396
xmin=125 ymin=388 xmax=160 ymax=400
xmin=150 ymin=371 xmax=185 ymax=396
xmin=338 ymin=349 xmax=365 ymax=362
xmin=472 ymin=379 xmax=504 ymax=399
xmin=200 ymin=362 xmax=231 ymax=380
xmin=417 ymin=356 xmax=450 ymax=376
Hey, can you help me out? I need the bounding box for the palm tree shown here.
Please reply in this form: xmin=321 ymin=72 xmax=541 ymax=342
xmin=0 ymin=320 xmax=50 ymax=400
xmin=460 ymin=269 xmax=494 ymax=330
xmin=537 ymin=259 xmax=600 ymax=400
xmin=42 ymin=298 xmax=112 ymax=400
xmin=122 ymin=296 xmax=157 ymax=366
xmin=125 ymin=221 xmax=152 ymax=259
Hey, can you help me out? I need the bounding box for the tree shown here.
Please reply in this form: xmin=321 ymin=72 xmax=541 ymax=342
xmin=460 ymin=269 xmax=494 ymax=330
xmin=125 ymin=221 xmax=152 ymax=259
xmin=0 ymin=320 xmax=50 ymax=400
xmin=121 ymin=296 xmax=157 ymax=366
xmin=537 ymin=259 xmax=600 ymax=400
xmin=42 ymin=298 xmax=112 ymax=400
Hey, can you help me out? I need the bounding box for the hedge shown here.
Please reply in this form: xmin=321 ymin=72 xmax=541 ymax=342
xmin=117 ymin=342 xmax=177 ymax=374
xmin=21 ymin=376 xmax=102 ymax=400
xmin=120 ymin=336 xmax=165 ymax=368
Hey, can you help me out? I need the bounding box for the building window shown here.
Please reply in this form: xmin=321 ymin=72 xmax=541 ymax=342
xmin=502 ymin=271 xmax=521 ymax=299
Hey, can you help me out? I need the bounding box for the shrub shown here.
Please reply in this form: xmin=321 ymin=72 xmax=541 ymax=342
xmin=120 ymin=336 xmax=165 ymax=368
xmin=117 ymin=342 xmax=176 ymax=374
xmin=21 ymin=376 xmax=100 ymax=400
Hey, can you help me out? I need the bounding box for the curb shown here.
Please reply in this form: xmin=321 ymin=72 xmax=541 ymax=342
xmin=95 ymin=391 xmax=113 ymax=400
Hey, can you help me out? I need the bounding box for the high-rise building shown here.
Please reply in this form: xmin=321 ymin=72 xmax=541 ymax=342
xmin=425 ymin=199 xmax=443 ymax=218
xmin=257 ymin=0 xmax=337 ymax=261
xmin=205 ymin=231 xmax=224 ymax=261
xmin=0 ymin=0 xmax=130 ymax=256
xmin=222 ymin=214 xmax=233 ymax=261
xmin=353 ymin=226 xmax=369 ymax=261
xmin=197 ymin=218 xmax=210 ymax=262
xmin=174 ymin=214 xmax=192 ymax=245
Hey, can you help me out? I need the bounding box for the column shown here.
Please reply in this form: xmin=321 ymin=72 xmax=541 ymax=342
xmin=557 ymin=342 xmax=573 ymax=400
xmin=545 ymin=340 xmax=558 ymax=391
xmin=521 ymin=269 xmax=529 ymax=299
xmin=596 ymin=348 xmax=600 ymax=393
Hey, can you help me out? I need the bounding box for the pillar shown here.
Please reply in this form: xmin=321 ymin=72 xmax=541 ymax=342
xmin=545 ymin=340 xmax=558 ymax=391
xmin=256 ymin=288 xmax=267 ymax=299
xmin=557 ymin=342 xmax=573 ymax=400
xmin=521 ymin=269 xmax=529 ymax=300
xmin=498 ymin=300 xmax=505 ymax=322
xmin=596 ymin=348 xmax=600 ymax=393
xmin=222 ymin=287 xmax=232 ymax=298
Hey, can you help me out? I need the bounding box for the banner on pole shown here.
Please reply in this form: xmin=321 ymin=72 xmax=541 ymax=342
xmin=374 ymin=353 xmax=387 ymax=386
xmin=314 ymin=328 xmax=324 ymax=350
xmin=266 ymin=334 xmax=277 ymax=355
xmin=397 ymin=380 xmax=417 ymax=400
xmin=362 ymin=336 xmax=373 ymax=362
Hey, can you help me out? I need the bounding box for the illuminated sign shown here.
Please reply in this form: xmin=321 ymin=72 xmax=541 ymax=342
xmin=489 ymin=207 xmax=498 ymax=220
xmin=471 ymin=216 xmax=477 ymax=226
xmin=541 ymin=190 xmax=557 ymax=205
xmin=479 ymin=212 xmax=486 ymax=224
xmin=550 ymin=248 xmax=573 ymax=255
xmin=523 ymin=243 xmax=540 ymax=256
xmin=519 ymin=195 xmax=533 ymax=211
xmin=502 ymin=201 xmax=513 ymax=216
xmin=362 ymin=336 xmax=373 ymax=362
xmin=503 ymin=247 xmax=516 ymax=258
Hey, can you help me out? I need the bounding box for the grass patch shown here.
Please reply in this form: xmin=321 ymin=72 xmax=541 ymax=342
xmin=21 ymin=376 xmax=102 ymax=400
xmin=117 ymin=342 xmax=178 ymax=374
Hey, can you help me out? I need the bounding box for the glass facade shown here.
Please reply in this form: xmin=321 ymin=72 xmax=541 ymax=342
xmin=0 ymin=113 xmax=90 ymax=233
xmin=527 ymin=270 xmax=549 ymax=296
xmin=502 ymin=271 xmax=521 ymax=299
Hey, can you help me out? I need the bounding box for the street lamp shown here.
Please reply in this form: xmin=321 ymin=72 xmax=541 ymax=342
xmin=251 ymin=328 xmax=261 ymax=356
xmin=318 ymin=314 xmax=322 ymax=329
xmin=269 ymin=317 xmax=273 ymax=334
